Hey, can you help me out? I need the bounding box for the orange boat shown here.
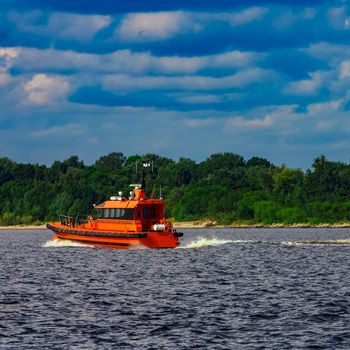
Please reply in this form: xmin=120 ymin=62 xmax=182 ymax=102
xmin=46 ymin=170 xmax=183 ymax=249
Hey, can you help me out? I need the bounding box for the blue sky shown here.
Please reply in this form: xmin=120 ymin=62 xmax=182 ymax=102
xmin=1 ymin=0 xmax=350 ymax=168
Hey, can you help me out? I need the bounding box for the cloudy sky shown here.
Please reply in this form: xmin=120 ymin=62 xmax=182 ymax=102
xmin=1 ymin=0 xmax=350 ymax=168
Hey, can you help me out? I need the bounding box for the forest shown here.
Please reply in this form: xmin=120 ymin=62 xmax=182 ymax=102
xmin=0 ymin=152 xmax=350 ymax=226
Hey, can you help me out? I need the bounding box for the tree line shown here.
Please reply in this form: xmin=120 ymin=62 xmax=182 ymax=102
xmin=0 ymin=152 xmax=350 ymax=225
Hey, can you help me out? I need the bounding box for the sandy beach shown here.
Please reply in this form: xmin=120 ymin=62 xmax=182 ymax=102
xmin=0 ymin=225 xmax=47 ymax=230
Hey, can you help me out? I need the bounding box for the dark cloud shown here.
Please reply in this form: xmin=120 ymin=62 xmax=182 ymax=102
xmin=2 ymin=0 xmax=331 ymax=14
xmin=69 ymin=81 xmax=329 ymax=113
xmin=261 ymin=49 xmax=329 ymax=79
xmin=0 ymin=0 xmax=349 ymax=167
xmin=1 ymin=4 xmax=347 ymax=57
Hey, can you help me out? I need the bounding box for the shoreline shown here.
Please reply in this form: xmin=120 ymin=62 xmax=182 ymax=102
xmin=0 ymin=221 xmax=350 ymax=230
xmin=0 ymin=224 xmax=47 ymax=230
xmin=172 ymin=221 xmax=350 ymax=229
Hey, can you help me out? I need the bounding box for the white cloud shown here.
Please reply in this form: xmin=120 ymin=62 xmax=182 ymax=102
xmin=223 ymin=105 xmax=308 ymax=138
xmin=285 ymin=71 xmax=329 ymax=95
xmin=117 ymin=8 xmax=268 ymax=42
xmin=50 ymin=13 xmax=111 ymax=40
xmin=223 ymin=102 xmax=350 ymax=143
xmin=24 ymin=74 xmax=70 ymax=104
xmin=225 ymin=7 xmax=268 ymax=26
xmin=203 ymin=7 xmax=268 ymax=26
xmin=307 ymin=99 xmax=342 ymax=114
xmin=8 ymin=11 xmax=111 ymax=41
xmin=305 ymin=42 xmax=350 ymax=76
xmin=176 ymin=92 xmax=243 ymax=104
xmin=226 ymin=115 xmax=273 ymax=129
xmin=0 ymin=47 xmax=19 ymax=62
xmin=103 ymin=68 xmax=275 ymax=92
xmin=117 ymin=11 xmax=198 ymax=42
xmin=154 ymin=55 xmax=205 ymax=74
xmin=306 ymin=42 xmax=350 ymax=63
xmin=0 ymin=47 xmax=20 ymax=85
xmin=273 ymin=7 xmax=317 ymax=30
xmin=183 ymin=118 xmax=216 ymax=127
xmin=339 ymin=60 xmax=350 ymax=78
xmin=207 ymin=50 xmax=261 ymax=69
xmin=316 ymin=120 xmax=338 ymax=131
xmin=30 ymin=123 xmax=82 ymax=138
xmin=151 ymin=49 xmax=259 ymax=74
xmin=302 ymin=44 xmax=350 ymax=96
xmin=9 ymin=47 xmax=261 ymax=76
xmin=327 ymin=6 xmax=350 ymax=30
xmin=0 ymin=73 xmax=11 ymax=85
xmin=177 ymin=94 xmax=220 ymax=104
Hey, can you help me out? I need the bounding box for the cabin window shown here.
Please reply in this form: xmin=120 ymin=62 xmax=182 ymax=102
xmin=141 ymin=206 xmax=157 ymax=219
xmin=94 ymin=209 xmax=103 ymax=218
xmin=123 ymin=209 xmax=134 ymax=220
xmin=115 ymin=209 xmax=125 ymax=218
xmin=137 ymin=210 xmax=141 ymax=218
xmin=99 ymin=208 xmax=134 ymax=220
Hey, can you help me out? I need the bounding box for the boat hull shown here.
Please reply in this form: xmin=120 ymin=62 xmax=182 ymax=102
xmin=46 ymin=223 xmax=180 ymax=249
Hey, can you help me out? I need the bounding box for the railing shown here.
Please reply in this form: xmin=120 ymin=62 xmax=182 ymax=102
xmin=60 ymin=215 xmax=75 ymax=227
xmin=60 ymin=214 xmax=90 ymax=227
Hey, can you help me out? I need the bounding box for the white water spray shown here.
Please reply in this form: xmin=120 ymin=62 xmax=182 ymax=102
xmin=43 ymin=238 xmax=94 ymax=248
xmin=178 ymin=236 xmax=253 ymax=249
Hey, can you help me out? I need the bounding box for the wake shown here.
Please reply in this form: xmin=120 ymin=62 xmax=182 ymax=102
xmin=42 ymin=236 xmax=350 ymax=250
xmin=178 ymin=237 xmax=253 ymax=249
xmin=282 ymin=239 xmax=350 ymax=246
xmin=179 ymin=237 xmax=350 ymax=249
xmin=43 ymin=238 xmax=94 ymax=248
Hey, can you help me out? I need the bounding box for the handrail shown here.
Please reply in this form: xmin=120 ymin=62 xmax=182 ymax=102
xmin=60 ymin=214 xmax=90 ymax=227
xmin=60 ymin=215 xmax=75 ymax=227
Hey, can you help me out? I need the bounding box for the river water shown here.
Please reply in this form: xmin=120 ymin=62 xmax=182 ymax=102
xmin=1 ymin=228 xmax=350 ymax=349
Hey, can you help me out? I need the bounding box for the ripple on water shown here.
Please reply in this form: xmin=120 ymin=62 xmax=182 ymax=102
xmin=1 ymin=228 xmax=350 ymax=349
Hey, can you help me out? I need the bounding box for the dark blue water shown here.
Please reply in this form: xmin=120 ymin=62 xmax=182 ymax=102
xmin=1 ymin=228 xmax=350 ymax=349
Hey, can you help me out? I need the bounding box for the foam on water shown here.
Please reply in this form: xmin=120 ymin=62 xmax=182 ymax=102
xmin=281 ymin=241 xmax=305 ymax=247
xmin=180 ymin=237 xmax=350 ymax=249
xmin=282 ymin=239 xmax=350 ymax=246
xmin=43 ymin=238 xmax=94 ymax=248
xmin=178 ymin=236 xmax=252 ymax=249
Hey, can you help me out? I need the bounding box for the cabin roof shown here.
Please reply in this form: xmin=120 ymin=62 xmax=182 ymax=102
xmin=95 ymin=199 xmax=165 ymax=209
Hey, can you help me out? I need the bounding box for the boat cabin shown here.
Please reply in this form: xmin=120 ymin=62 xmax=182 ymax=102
xmin=93 ymin=204 xmax=165 ymax=221
xmin=92 ymin=185 xmax=166 ymax=232
xmin=47 ymin=169 xmax=182 ymax=248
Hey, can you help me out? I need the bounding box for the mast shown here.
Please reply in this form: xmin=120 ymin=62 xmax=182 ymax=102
xmin=141 ymin=163 xmax=151 ymax=190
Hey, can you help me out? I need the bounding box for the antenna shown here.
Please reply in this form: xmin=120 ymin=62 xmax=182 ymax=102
xmin=151 ymin=183 xmax=156 ymax=199
xmin=159 ymin=185 xmax=163 ymax=200
xmin=141 ymin=163 xmax=151 ymax=189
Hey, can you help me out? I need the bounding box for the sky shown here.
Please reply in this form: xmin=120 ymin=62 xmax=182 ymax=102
xmin=1 ymin=0 xmax=350 ymax=168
